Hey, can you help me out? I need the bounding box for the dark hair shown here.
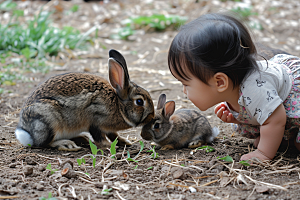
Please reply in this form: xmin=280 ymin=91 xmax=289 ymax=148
xmin=168 ymin=13 xmax=259 ymax=89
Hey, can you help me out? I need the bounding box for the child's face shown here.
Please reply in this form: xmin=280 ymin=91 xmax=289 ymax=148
xmin=176 ymin=74 xmax=220 ymax=111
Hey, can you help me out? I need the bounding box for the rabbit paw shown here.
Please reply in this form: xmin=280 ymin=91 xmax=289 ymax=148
xmin=78 ymin=132 xmax=95 ymax=143
xmin=160 ymin=144 xmax=175 ymax=150
xmin=50 ymin=140 xmax=82 ymax=151
xmin=188 ymin=140 xmax=204 ymax=148
xmin=117 ymin=137 xmax=132 ymax=146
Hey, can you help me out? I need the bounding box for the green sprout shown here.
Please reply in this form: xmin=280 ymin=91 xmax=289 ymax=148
xmin=147 ymin=146 xmax=159 ymax=159
xmin=39 ymin=192 xmax=57 ymax=200
xmin=239 ymin=160 xmax=251 ymax=166
xmin=101 ymin=188 xmax=113 ymax=195
xmin=46 ymin=164 xmax=58 ymax=175
xmin=197 ymin=146 xmax=215 ymax=153
xmin=77 ymin=140 xmax=103 ymax=168
xmin=217 ymin=155 xmax=234 ymax=163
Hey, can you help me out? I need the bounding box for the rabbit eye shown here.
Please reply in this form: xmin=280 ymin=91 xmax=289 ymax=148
xmin=154 ymin=123 xmax=159 ymax=129
xmin=135 ymin=98 xmax=144 ymax=106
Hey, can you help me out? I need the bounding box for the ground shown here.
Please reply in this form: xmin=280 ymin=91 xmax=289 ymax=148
xmin=1 ymin=0 xmax=300 ymax=199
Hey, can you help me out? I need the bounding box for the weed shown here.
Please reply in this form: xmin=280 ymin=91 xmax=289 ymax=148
xmin=147 ymin=146 xmax=159 ymax=159
xmin=111 ymin=14 xmax=187 ymax=40
xmin=101 ymin=188 xmax=112 ymax=195
xmin=39 ymin=192 xmax=57 ymax=200
xmin=110 ymin=138 xmax=118 ymax=159
xmin=46 ymin=164 xmax=58 ymax=175
xmin=77 ymin=140 xmax=103 ymax=168
xmin=239 ymin=160 xmax=251 ymax=166
xmin=0 ymin=0 xmax=17 ymax=11
xmin=217 ymin=155 xmax=234 ymax=163
xmin=147 ymin=166 xmax=153 ymax=170
xmin=197 ymin=146 xmax=215 ymax=153
xmin=231 ymin=6 xmax=262 ymax=30
xmin=0 ymin=1 xmax=92 ymax=94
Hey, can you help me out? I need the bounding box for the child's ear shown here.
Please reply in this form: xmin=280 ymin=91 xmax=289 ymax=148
xmin=213 ymin=72 xmax=229 ymax=92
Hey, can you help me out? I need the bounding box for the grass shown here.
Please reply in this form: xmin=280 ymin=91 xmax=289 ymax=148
xmin=111 ymin=14 xmax=188 ymax=40
xmin=0 ymin=0 xmax=92 ymax=94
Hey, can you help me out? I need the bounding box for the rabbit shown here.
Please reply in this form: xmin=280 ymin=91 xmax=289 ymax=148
xmin=14 ymin=49 xmax=155 ymax=151
xmin=141 ymin=94 xmax=219 ymax=150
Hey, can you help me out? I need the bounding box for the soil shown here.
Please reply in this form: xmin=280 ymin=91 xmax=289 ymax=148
xmin=1 ymin=0 xmax=300 ymax=199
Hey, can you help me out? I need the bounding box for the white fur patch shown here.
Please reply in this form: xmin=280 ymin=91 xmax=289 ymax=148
xmin=209 ymin=126 xmax=220 ymax=142
xmin=15 ymin=128 xmax=33 ymax=146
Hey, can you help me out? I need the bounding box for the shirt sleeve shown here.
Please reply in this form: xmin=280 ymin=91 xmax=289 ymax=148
xmin=239 ymin=74 xmax=283 ymax=125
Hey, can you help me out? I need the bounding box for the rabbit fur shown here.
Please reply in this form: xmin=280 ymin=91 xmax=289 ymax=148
xmin=141 ymin=94 xmax=219 ymax=150
xmin=15 ymin=49 xmax=155 ymax=151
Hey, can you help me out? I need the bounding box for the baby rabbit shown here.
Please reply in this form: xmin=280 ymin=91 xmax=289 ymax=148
xmin=141 ymin=94 xmax=219 ymax=150
xmin=15 ymin=49 xmax=154 ymax=151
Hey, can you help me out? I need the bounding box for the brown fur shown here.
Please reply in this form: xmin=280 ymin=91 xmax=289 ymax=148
xmin=15 ymin=50 xmax=154 ymax=151
xmin=141 ymin=94 xmax=218 ymax=150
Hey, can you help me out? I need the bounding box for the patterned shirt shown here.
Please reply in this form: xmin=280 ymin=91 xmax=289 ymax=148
xmin=228 ymin=60 xmax=293 ymax=125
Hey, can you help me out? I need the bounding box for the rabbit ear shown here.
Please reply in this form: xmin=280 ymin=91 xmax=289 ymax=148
xmin=108 ymin=58 xmax=130 ymax=100
xmin=163 ymin=100 xmax=175 ymax=119
xmin=157 ymin=94 xmax=166 ymax=109
xmin=109 ymin=49 xmax=130 ymax=80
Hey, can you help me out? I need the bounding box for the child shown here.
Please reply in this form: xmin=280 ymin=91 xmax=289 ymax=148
xmin=167 ymin=13 xmax=300 ymax=161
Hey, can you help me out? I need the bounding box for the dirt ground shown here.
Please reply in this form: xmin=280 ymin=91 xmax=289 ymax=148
xmin=1 ymin=0 xmax=300 ymax=199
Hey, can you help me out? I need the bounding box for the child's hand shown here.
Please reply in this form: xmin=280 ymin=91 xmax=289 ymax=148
xmin=214 ymin=103 xmax=237 ymax=123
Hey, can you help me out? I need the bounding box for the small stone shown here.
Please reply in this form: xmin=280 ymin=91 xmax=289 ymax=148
xmin=38 ymin=164 xmax=47 ymax=171
xmin=172 ymin=168 xmax=184 ymax=179
xmin=161 ymin=166 xmax=169 ymax=172
xmin=255 ymin=185 xmax=269 ymax=193
xmin=9 ymin=163 xmax=17 ymax=168
xmin=36 ymin=184 xmax=44 ymax=191
xmin=23 ymin=166 xmax=33 ymax=176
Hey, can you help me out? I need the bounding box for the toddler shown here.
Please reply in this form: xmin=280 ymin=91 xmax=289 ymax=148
xmin=167 ymin=13 xmax=300 ymax=161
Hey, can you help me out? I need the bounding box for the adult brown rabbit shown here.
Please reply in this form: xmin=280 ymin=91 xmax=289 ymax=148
xmin=141 ymin=94 xmax=219 ymax=150
xmin=15 ymin=49 xmax=155 ymax=151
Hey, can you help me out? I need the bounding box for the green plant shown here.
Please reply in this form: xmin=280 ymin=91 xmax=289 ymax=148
xmin=197 ymin=146 xmax=215 ymax=153
xmin=77 ymin=140 xmax=103 ymax=168
xmin=231 ymin=6 xmax=258 ymax=20
xmin=0 ymin=3 xmax=93 ymax=94
xmin=101 ymin=188 xmax=113 ymax=195
xmin=147 ymin=146 xmax=159 ymax=159
xmin=111 ymin=14 xmax=188 ymax=40
xmin=39 ymin=192 xmax=57 ymax=200
xmin=0 ymin=0 xmax=17 ymax=11
xmin=147 ymin=166 xmax=153 ymax=170
xmin=217 ymin=155 xmax=233 ymax=162
xmin=70 ymin=5 xmax=79 ymax=13
xmin=46 ymin=164 xmax=58 ymax=175
xmin=124 ymin=14 xmax=188 ymax=31
xmin=239 ymin=160 xmax=251 ymax=166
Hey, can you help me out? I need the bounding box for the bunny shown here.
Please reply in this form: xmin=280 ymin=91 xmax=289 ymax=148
xmin=15 ymin=49 xmax=155 ymax=151
xmin=141 ymin=94 xmax=219 ymax=150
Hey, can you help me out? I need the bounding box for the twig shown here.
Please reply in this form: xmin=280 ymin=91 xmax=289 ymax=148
xmin=101 ymin=162 xmax=113 ymax=182
xmin=116 ymin=191 xmax=127 ymax=200
xmin=244 ymin=174 xmax=288 ymax=191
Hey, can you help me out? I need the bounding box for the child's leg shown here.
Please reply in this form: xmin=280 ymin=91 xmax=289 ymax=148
xmin=253 ymin=136 xmax=260 ymax=148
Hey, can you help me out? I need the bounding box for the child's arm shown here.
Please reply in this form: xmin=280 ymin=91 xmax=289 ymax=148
xmin=240 ymin=104 xmax=286 ymax=161
xmin=214 ymin=103 xmax=240 ymax=124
